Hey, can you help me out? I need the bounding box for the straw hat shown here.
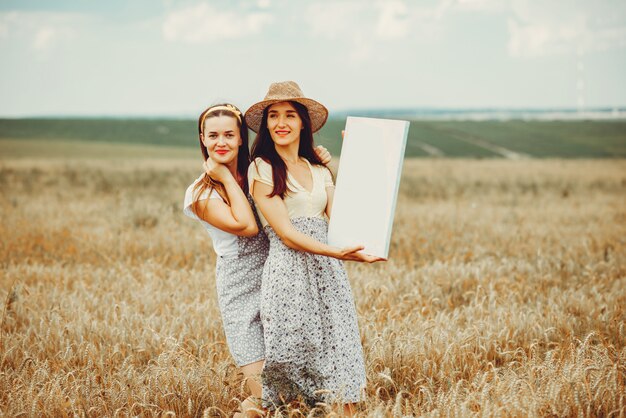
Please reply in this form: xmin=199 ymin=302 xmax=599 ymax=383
xmin=245 ymin=81 xmax=329 ymax=133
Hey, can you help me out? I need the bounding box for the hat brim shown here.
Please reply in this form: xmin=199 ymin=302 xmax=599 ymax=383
xmin=245 ymin=98 xmax=329 ymax=133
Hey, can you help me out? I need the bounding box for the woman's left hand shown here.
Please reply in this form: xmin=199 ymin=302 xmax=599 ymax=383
xmin=315 ymin=145 xmax=331 ymax=164
xmin=337 ymin=245 xmax=387 ymax=263
xmin=203 ymin=157 xmax=233 ymax=183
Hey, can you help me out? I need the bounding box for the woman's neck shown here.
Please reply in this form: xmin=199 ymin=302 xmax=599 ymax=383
xmin=275 ymin=141 xmax=300 ymax=165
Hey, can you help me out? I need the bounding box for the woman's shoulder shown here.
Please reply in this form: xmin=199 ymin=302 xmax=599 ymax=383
xmin=251 ymin=157 xmax=271 ymax=168
xmin=307 ymin=160 xmax=331 ymax=174
xmin=307 ymin=159 xmax=327 ymax=169
xmin=184 ymin=175 xmax=223 ymax=208
xmin=248 ymin=157 xmax=273 ymax=176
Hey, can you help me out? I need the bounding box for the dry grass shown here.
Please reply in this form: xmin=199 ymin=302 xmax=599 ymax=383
xmin=1 ymin=157 xmax=624 ymax=417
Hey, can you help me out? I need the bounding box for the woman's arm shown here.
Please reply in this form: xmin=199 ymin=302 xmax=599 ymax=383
xmin=252 ymin=181 xmax=381 ymax=262
xmin=193 ymin=159 xmax=258 ymax=237
xmin=194 ymin=178 xmax=258 ymax=237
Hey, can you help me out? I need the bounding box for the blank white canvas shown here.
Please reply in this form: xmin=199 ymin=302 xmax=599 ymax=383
xmin=327 ymin=117 xmax=409 ymax=259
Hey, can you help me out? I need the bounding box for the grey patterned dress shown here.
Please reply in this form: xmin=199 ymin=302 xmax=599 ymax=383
xmin=260 ymin=216 xmax=366 ymax=407
xmin=214 ymin=195 xmax=269 ymax=366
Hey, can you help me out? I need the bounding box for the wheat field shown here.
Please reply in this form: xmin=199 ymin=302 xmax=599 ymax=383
xmin=0 ymin=157 xmax=624 ymax=417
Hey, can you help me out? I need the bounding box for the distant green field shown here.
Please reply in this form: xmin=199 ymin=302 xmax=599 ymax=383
xmin=319 ymin=119 xmax=626 ymax=158
xmin=1 ymin=118 xmax=625 ymax=158
xmin=0 ymin=138 xmax=197 ymax=159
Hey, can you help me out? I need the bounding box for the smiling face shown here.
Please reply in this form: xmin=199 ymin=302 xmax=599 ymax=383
xmin=202 ymin=115 xmax=242 ymax=164
xmin=266 ymin=102 xmax=303 ymax=148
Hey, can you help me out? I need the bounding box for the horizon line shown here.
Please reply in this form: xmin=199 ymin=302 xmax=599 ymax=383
xmin=0 ymin=106 xmax=625 ymax=120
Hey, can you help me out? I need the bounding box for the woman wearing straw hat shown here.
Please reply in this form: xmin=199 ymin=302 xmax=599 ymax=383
xmin=182 ymin=103 xmax=331 ymax=416
xmin=246 ymin=81 xmax=383 ymax=413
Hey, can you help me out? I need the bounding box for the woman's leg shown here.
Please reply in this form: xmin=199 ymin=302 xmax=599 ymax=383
xmin=240 ymin=359 xmax=264 ymax=397
xmin=233 ymin=360 xmax=264 ymax=418
xmin=342 ymin=402 xmax=358 ymax=416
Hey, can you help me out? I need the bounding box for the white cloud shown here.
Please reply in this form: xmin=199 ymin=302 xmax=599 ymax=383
xmin=306 ymin=1 xmax=444 ymax=43
xmin=453 ymin=0 xmax=505 ymax=13
xmin=0 ymin=11 xmax=83 ymax=51
xmin=305 ymin=1 xmax=365 ymax=41
xmin=508 ymin=0 xmax=626 ymax=57
xmin=376 ymin=0 xmax=411 ymax=40
xmin=349 ymin=33 xmax=374 ymax=62
xmin=0 ymin=12 xmax=17 ymax=39
xmin=162 ymin=2 xmax=273 ymax=43
xmin=305 ymin=0 xmax=626 ymax=62
xmin=304 ymin=1 xmax=445 ymax=63
xmin=304 ymin=1 xmax=378 ymax=62
xmin=33 ymin=27 xmax=59 ymax=50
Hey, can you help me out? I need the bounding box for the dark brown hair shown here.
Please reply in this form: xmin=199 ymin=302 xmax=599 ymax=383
xmin=250 ymin=101 xmax=329 ymax=198
xmin=191 ymin=104 xmax=250 ymax=217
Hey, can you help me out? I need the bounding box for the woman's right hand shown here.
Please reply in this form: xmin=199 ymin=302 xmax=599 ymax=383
xmin=335 ymin=245 xmax=386 ymax=263
xmin=203 ymin=157 xmax=233 ymax=183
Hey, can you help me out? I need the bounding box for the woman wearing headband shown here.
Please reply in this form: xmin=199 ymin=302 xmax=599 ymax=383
xmin=183 ymin=103 xmax=331 ymax=416
xmin=246 ymin=81 xmax=383 ymax=413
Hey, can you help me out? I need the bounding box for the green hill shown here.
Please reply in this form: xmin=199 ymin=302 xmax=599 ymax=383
xmin=1 ymin=118 xmax=625 ymax=158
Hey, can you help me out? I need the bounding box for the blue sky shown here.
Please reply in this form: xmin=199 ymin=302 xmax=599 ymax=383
xmin=1 ymin=0 xmax=625 ymax=117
